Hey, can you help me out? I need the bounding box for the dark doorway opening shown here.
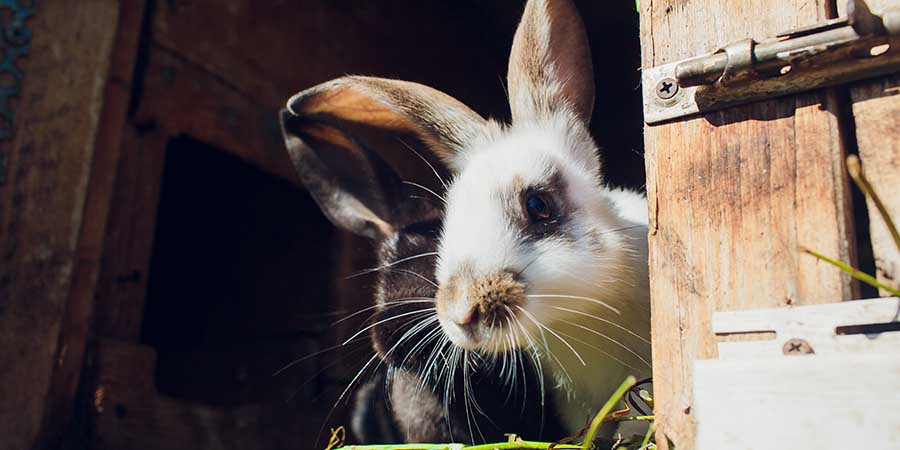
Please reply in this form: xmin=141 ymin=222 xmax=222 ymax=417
xmin=142 ymin=136 xmax=344 ymax=410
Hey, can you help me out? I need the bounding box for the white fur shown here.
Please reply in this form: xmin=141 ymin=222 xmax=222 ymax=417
xmin=605 ymin=187 xmax=649 ymax=225
xmin=434 ymin=114 xmax=651 ymax=433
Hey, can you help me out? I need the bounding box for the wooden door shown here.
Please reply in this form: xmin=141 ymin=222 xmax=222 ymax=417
xmin=637 ymin=0 xmax=880 ymax=448
xmin=0 ymin=2 xmax=143 ymax=449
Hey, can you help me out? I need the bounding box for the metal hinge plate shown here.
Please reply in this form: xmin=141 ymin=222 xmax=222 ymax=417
xmin=643 ymin=0 xmax=900 ymax=124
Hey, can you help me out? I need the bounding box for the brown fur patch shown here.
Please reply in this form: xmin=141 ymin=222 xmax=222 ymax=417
xmin=437 ymin=268 xmax=526 ymax=322
xmin=469 ymin=271 xmax=526 ymax=315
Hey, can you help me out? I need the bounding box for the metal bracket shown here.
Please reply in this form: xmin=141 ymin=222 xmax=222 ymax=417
xmin=643 ymin=0 xmax=900 ymax=124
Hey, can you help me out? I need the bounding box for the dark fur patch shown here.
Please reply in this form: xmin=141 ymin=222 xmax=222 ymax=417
xmin=367 ymin=219 xmax=565 ymax=444
xmin=502 ymin=169 xmax=574 ymax=244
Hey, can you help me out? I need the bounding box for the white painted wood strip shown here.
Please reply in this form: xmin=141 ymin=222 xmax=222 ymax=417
xmin=712 ymin=297 xmax=900 ymax=358
xmin=694 ymin=353 xmax=900 ymax=450
xmin=716 ymin=333 xmax=900 ymax=359
xmin=713 ymin=297 xmax=900 ymax=333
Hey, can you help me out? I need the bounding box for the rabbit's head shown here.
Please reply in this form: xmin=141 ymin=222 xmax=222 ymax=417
xmin=281 ymin=0 xmax=650 ymax=388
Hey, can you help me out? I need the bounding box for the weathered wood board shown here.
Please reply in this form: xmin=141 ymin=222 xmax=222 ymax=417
xmin=712 ymin=297 xmax=900 ymax=357
xmin=41 ymin=2 xmax=147 ymax=447
xmin=0 ymin=2 xmax=140 ymax=448
xmin=92 ymin=339 xmax=342 ymax=450
xmin=92 ymin=123 xmax=167 ymax=341
xmin=638 ymin=1 xmax=857 ymax=448
xmin=839 ymin=0 xmax=900 ymax=296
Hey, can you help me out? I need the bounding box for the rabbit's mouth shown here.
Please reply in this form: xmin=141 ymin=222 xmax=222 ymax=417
xmin=435 ymin=269 xmax=528 ymax=352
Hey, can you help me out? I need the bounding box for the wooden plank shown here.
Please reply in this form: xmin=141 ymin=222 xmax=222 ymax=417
xmin=713 ymin=297 xmax=900 ymax=358
xmin=39 ymin=1 xmax=148 ymax=447
xmin=0 ymin=1 xmax=126 ymax=447
xmin=92 ymin=339 xmax=344 ymax=450
xmin=92 ymin=123 xmax=167 ymax=340
xmin=696 ymin=298 xmax=900 ymax=449
xmin=150 ymin=339 xmax=323 ymax=407
xmin=132 ymin=45 xmax=295 ymax=185
xmin=638 ymin=1 xmax=857 ymax=448
xmin=149 ymin=0 xmax=507 ymax=114
xmin=839 ymin=0 xmax=900 ymax=296
xmin=693 ymin=353 xmax=900 ymax=450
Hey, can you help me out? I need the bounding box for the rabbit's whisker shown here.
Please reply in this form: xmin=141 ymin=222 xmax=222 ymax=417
xmin=463 ymin=352 xmax=491 ymax=443
xmin=552 ymin=326 xmax=640 ymax=371
xmin=526 ymin=294 xmax=621 ymax=315
xmin=418 ymin=333 xmax=450 ymax=395
xmin=346 ymin=252 xmax=439 ymax=279
xmin=332 ymin=297 xmax=435 ymax=325
xmin=519 ymin=306 xmax=575 ymax=384
xmin=283 ymin=341 xmax=373 ymax=402
xmin=399 ymin=321 xmax=444 ymax=369
xmin=402 ymin=180 xmax=447 ymax=206
xmin=328 ymin=312 xmax=436 ymax=440
xmin=343 ymin=308 xmax=436 ymax=344
xmin=551 ymin=306 xmax=650 ymax=345
xmin=558 ymin=318 xmax=650 ymax=369
xmin=374 ymin=314 xmax=440 ymax=375
xmin=390 ymin=268 xmax=439 ymax=288
xmin=506 ymin=306 xmax=547 ymax=422
xmin=398 ymin=138 xmax=449 ymax=190
xmin=272 ymin=335 xmax=369 ymax=376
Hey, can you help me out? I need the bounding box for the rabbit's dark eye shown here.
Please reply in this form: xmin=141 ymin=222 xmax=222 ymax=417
xmin=525 ymin=193 xmax=553 ymax=222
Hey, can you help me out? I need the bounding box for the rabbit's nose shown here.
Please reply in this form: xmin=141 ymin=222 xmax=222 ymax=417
xmin=453 ymin=305 xmax=480 ymax=329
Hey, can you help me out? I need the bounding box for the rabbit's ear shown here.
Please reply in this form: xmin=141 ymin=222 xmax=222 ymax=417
xmin=280 ymin=77 xmax=485 ymax=239
xmin=507 ymin=0 xmax=594 ymax=124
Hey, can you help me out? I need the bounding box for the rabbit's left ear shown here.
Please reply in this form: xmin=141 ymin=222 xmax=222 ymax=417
xmin=507 ymin=0 xmax=595 ymax=124
xmin=280 ymin=76 xmax=485 ymax=239
xmin=286 ymin=76 xmax=484 ymax=172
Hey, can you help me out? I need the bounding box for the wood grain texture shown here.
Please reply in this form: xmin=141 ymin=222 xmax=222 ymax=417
xmin=139 ymin=0 xmax=519 ymax=188
xmin=39 ymin=2 xmax=147 ymax=448
xmin=0 ymin=2 xmax=124 ymax=448
xmin=639 ymin=1 xmax=856 ymax=448
xmin=148 ymin=0 xmax=507 ymax=115
xmin=92 ymin=339 xmax=338 ymax=450
xmin=92 ymin=124 xmax=167 ymax=340
xmin=696 ymin=298 xmax=900 ymax=449
xmin=693 ymin=353 xmax=900 ymax=450
xmin=850 ymin=74 xmax=900 ymax=294
xmin=713 ymin=297 xmax=900 ymax=358
xmin=840 ymin=0 xmax=900 ymax=295
xmin=132 ymin=45 xmax=296 ymax=185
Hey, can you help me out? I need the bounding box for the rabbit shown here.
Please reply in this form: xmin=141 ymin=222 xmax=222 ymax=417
xmin=280 ymin=0 xmax=651 ymax=443
xmin=344 ymin=215 xmax=566 ymax=443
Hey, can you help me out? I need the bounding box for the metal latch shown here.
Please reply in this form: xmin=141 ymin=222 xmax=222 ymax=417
xmin=643 ymin=0 xmax=900 ymax=124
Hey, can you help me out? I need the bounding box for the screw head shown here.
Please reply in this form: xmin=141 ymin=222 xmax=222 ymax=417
xmin=655 ymin=77 xmax=679 ymax=99
xmin=782 ymin=338 xmax=814 ymax=355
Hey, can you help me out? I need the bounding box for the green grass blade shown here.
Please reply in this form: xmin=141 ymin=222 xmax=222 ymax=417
xmin=333 ymin=378 xmax=643 ymax=450
xmin=847 ymin=155 xmax=900 ymax=254
xmin=803 ymin=247 xmax=900 ymax=297
xmin=582 ymin=376 xmax=637 ymax=450
xmin=465 ymin=442 xmax=581 ymax=450
xmin=640 ymin=422 xmax=657 ymax=449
